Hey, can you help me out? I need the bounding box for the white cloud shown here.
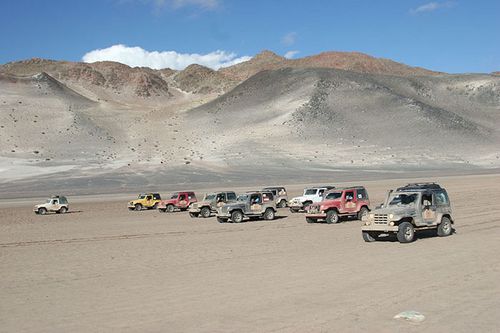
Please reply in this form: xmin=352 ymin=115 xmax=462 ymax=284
xmin=284 ymin=50 xmax=300 ymax=59
xmin=82 ymin=44 xmax=251 ymax=70
xmin=281 ymin=32 xmax=297 ymax=46
xmin=410 ymin=1 xmax=455 ymax=14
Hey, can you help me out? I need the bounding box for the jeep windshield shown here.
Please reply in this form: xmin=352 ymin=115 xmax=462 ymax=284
xmin=325 ymin=192 xmax=342 ymax=200
xmin=138 ymin=195 xmax=146 ymax=199
xmin=204 ymin=194 xmax=216 ymax=201
xmin=304 ymin=189 xmax=317 ymax=195
xmin=388 ymin=193 xmax=418 ymax=206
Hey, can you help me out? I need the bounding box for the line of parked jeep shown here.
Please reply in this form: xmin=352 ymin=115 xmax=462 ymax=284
xmin=34 ymin=183 xmax=454 ymax=243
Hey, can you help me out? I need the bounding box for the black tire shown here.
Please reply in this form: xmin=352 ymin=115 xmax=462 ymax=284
xmin=397 ymin=222 xmax=415 ymax=243
xmin=38 ymin=207 xmax=47 ymax=215
xmin=278 ymin=199 xmax=287 ymax=208
xmin=217 ymin=217 xmax=227 ymax=223
xmin=134 ymin=204 xmax=142 ymax=211
xmin=59 ymin=206 xmax=67 ymax=214
xmin=437 ymin=216 xmax=452 ymax=237
xmin=189 ymin=212 xmax=199 ymax=218
xmin=166 ymin=204 xmax=175 ymax=213
xmin=362 ymin=231 xmax=377 ymax=242
xmin=200 ymin=206 xmax=211 ymax=218
xmin=263 ymin=208 xmax=275 ymax=220
xmin=325 ymin=210 xmax=339 ymax=224
xmin=231 ymin=210 xmax=244 ymax=223
xmin=357 ymin=207 xmax=369 ymax=221
xmin=306 ymin=217 xmax=316 ymax=224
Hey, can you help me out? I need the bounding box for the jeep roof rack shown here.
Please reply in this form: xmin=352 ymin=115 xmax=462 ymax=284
xmin=397 ymin=183 xmax=442 ymax=191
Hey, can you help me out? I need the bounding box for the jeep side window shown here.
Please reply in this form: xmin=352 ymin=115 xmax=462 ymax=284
xmin=357 ymin=189 xmax=367 ymax=199
xmin=250 ymin=194 xmax=260 ymax=204
xmin=146 ymin=196 xmax=152 ymax=200
xmin=52 ymin=200 xmax=57 ymax=205
xmin=435 ymin=191 xmax=449 ymax=206
xmin=179 ymin=194 xmax=186 ymax=201
xmin=318 ymin=189 xmax=325 ymax=196
xmin=421 ymin=193 xmax=432 ymax=207
xmin=216 ymin=194 xmax=225 ymax=203
xmin=153 ymin=194 xmax=160 ymax=200
xmin=345 ymin=191 xmax=354 ymax=201
xmin=227 ymin=192 xmax=236 ymax=201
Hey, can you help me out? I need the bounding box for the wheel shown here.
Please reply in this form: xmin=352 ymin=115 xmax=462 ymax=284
xmin=38 ymin=207 xmax=47 ymax=215
xmin=358 ymin=207 xmax=369 ymax=220
xmin=217 ymin=217 xmax=228 ymax=223
xmin=189 ymin=212 xmax=199 ymax=218
xmin=306 ymin=217 xmax=316 ymax=224
xmin=437 ymin=216 xmax=452 ymax=237
xmin=362 ymin=231 xmax=377 ymax=242
xmin=325 ymin=210 xmax=339 ymax=224
xmin=231 ymin=210 xmax=244 ymax=223
xmin=397 ymin=222 xmax=415 ymax=243
xmin=278 ymin=199 xmax=287 ymax=208
xmin=58 ymin=206 xmax=67 ymax=214
xmin=200 ymin=206 xmax=211 ymax=218
xmin=263 ymin=208 xmax=275 ymax=220
xmin=134 ymin=204 xmax=142 ymax=211
xmin=166 ymin=204 xmax=175 ymax=213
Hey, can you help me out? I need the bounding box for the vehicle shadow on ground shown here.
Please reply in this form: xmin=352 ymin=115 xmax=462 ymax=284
xmin=374 ymin=228 xmax=456 ymax=243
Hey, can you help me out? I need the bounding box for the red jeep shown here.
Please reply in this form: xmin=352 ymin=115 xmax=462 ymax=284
xmin=158 ymin=191 xmax=197 ymax=213
xmin=305 ymin=186 xmax=370 ymax=224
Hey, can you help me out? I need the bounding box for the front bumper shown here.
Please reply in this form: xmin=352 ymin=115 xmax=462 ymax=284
xmin=361 ymin=224 xmax=399 ymax=232
xmin=305 ymin=213 xmax=326 ymax=219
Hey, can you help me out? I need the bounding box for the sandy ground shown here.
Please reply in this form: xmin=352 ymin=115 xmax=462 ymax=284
xmin=1 ymin=173 xmax=499 ymax=332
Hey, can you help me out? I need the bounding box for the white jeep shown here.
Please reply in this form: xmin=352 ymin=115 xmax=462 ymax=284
xmin=34 ymin=196 xmax=69 ymax=215
xmin=288 ymin=186 xmax=335 ymax=213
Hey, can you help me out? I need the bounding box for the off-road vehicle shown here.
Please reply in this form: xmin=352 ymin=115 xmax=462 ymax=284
xmin=34 ymin=195 xmax=69 ymax=215
xmin=189 ymin=191 xmax=237 ymax=218
xmin=361 ymin=183 xmax=454 ymax=243
xmin=216 ymin=191 xmax=277 ymax=223
xmin=128 ymin=193 xmax=162 ymax=211
xmin=262 ymin=186 xmax=288 ymax=208
xmin=288 ymin=186 xmax=335 ymax=213
xmin=158 ymin=191 xmax=197 ymax=213
xmin=305 ymin=186 xmax=370 ymax=224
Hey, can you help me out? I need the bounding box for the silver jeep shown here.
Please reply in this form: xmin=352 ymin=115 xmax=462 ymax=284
xmin=361 ymin=183 xmax=454 ymax=243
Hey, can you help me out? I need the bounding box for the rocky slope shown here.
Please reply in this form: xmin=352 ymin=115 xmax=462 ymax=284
xmin=0 ymin=51 xmax=499 ymax=195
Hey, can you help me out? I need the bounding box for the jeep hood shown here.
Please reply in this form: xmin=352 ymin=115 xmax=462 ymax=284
xmin=310 ymin=199 xmax=340 ymax=208
xmin=222 ymin=202 xmax=245 ymax=209
xmin=371 ymin=206 xmax=416 ymax=216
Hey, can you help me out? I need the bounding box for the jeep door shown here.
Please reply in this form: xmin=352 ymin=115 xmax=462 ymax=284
xmin=249 ymin=193 xmax=263 ymax=215
xmin=342 ymin=190 xmax=358 ymax=213
xmin=178 ymin=193 xmax=188 ymax=208
xmin=215 ymin=193 xmax=226 ymax=208
xmin=49 ymin=199 xmax=60 ymax=211
xmin=421 ymin=191 xmax=438 ymax=225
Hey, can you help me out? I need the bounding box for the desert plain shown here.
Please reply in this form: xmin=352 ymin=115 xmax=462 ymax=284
xmin=1 ymin=173 xmax=499 ymax=332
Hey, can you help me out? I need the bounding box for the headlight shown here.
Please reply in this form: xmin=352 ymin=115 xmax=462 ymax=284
xmin=389 ymin=213 xmax=394 ymax=219
xmin=389 ymin=221 xmax=395 ymax=226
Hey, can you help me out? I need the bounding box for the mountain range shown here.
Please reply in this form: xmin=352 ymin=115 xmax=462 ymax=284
xmin=0 ymin=50 xmax=499 ymax=196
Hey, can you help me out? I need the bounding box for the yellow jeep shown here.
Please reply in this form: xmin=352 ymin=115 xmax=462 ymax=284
xmin=128 ymin=193 xmax=162 ymax=211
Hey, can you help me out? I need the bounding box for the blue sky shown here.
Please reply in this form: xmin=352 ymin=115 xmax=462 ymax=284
xmin=1 ymin=0 xmax=499 ymax=73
